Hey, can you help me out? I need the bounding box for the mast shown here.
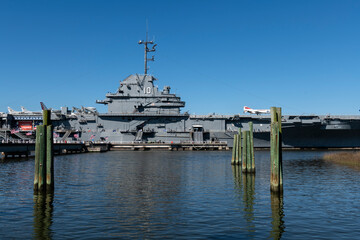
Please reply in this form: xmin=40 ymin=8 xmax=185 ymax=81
xmin=138 ymin=33 xmax=156 ymax=75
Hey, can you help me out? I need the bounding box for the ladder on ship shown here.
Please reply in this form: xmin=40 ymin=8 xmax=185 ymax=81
xmin=61 ymin=130 xmax=72 ymax=141
xmin=129 ymin=120 xmax=146 ymax=132
xmin=14 ymin=132 xmax=31 ymax=140
xmin=0 ymin=131 xmax=7 ymax=140
xmin=134 ymin=130 xmax=143 ymax=142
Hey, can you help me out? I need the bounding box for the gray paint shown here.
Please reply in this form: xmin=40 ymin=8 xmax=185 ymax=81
xmin=2 ymin=73 xmax=360 ymax=148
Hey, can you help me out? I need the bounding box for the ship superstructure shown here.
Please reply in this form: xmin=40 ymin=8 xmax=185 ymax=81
xmin=96 ymin=74 xmax=185 ymax=115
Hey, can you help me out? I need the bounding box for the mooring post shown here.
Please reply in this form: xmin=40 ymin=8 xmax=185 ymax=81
xmin=34 ymin=127 xmax=41 ymax=193
xmin=249 ymin=122 xmax=255 ymax=173
xmin=43 ymin=109 xmax=51 ymax=126
xmin=237 ymin=129 xmax=242 ymax=165
xmin=270 ymin=107 xmax=283 ymax=193
xmin=46 ymin=125 xmax=54 ymax=192
xmin=235 ymin=134 xmax=240 ymax=165
xmin=231 ymin=133 xmax=237 ymax=165
xmin=242 ymin=131 xmax=247 ymax=172
xmin=276 ymin=107 xmax=283 ymax=191
xmin=37 ymin=125 xmax=46 ymax=193
xmin=246 ymin=131 xmax=252 ymax=172
xmin=34 ymin=109 xmax=54 ymax=194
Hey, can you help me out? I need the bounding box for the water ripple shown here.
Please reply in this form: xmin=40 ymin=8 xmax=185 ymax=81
xmin=0 ymin=150 xmax=360 ymax=239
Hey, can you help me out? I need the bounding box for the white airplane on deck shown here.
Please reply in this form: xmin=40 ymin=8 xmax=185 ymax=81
xmin=243 ymin=106 xmax=270 ymax=115
xmin=21 ymin=106 xmax=32 ymax=113
xmin=22 ymin=106 xmax=42 ymax=114
xmin=8 ymin=107 xmax=21 ymax=114
xmin=8 ymin=106 xmax=42 ymax=114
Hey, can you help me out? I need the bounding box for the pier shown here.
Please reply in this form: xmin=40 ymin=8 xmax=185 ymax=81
xmin=0 ymin=141 xmax=228 ymax=159
xmin=110 ymin=141 xmax=229 ymax=151
xmin=0 ymin=142 xmax=86 ymax=158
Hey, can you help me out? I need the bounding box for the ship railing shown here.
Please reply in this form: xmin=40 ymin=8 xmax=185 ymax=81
xmin=1 ymin=139 xmax=36 ymax=144
xmin=184 ymin=141 xmax=227 ymax=144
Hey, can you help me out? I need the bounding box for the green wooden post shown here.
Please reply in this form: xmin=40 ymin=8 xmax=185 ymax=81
xmin=34 ymin=127 xmax=41 ymax=193
xmin=237 ymin=129 xmax=242 ymax=165
xmin=242 ymin=131 xmax=247 ymax=172
xmin=231 ymin=134 xmax=237 ymax=165
xmin=43 ymin=110 xmax=51 ymax=126
xmin=249 ymin=122 xmax=255 ymax=173
xmin=277 ymin=108 xmax=283 ymax=191
xmin=270 ymin=122 xmax=279 ymax=192
xmin=37 ymin=125 xmax=46 ymax=193
xmin=235 ymin=134 xmax=239 ymax=164
xmin=270 ymin=107 xmax=277 ymax=192
xmin=246 ymin=131 xmax=251 ymax=171
xmin=270 ymin=107 xmax=283 ymax=193
xmin=35 ymin=109 xmax=54 ymax=194
xmin=46 ymin=125 xmax=54 ymax=191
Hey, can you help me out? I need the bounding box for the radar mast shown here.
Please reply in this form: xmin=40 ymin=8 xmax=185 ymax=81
xmin=138 ymin=31 xmax=156 ymax=75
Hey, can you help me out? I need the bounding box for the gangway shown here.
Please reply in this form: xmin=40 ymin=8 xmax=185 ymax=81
xmin=61 ymin=130 xmax=72 ymax=141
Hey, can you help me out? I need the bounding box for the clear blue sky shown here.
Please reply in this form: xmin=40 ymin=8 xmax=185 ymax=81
xmin=1 ymin=0 xmax=360 ymax=115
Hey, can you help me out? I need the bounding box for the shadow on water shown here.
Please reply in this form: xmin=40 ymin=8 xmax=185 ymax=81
xmin=232 ymin=165 xmax=285 ymax=240
xmin=33 ymin=193 xmax=54 ymax=240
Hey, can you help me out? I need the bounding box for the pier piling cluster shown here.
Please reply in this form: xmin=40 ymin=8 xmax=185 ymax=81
xmin=231 ymin=108 xmax=283 ymax=194
xmin=231 ymin=122 xmax=255 ymax=173
xmin=34 ymin=110 xmax=54 ymax=194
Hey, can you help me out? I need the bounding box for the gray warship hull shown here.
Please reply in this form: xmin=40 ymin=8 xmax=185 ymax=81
xmin=2 ymin=41 xmax=360 ymax=148
xmin=3 ymin=107 xmax=360 ymax=149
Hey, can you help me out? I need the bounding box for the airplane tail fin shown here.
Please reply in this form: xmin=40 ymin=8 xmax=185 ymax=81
xmin=40 ymin=102 xmax=48 ymax=110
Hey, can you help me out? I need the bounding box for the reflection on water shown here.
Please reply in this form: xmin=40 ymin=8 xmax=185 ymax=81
xmin=33 ymin=194 xmax=53 ymax=240
xmin=270 ymin=192 xmax=285 ymax=240
xmin=242 ymin=172 xmax=255 ymax=229
xmin=233 ymin=165 xmax=284 ymax=239
xmin=0 ymin=150 xmax=360 ymax=239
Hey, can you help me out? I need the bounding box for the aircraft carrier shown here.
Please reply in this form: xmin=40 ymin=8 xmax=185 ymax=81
xmin=2 ymin=40 xmax=360 ymax=148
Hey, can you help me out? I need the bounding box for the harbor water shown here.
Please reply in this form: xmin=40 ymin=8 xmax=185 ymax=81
xmin=1 ymin=150 xmax=359 ymax=239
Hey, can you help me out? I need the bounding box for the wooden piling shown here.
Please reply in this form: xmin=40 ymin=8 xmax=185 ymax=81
xmin=37 ymin=125 xmax=46 ymax=193
xmin=270 ymin=107 xmax=283 ymax=193
xmin=277 ymin=108 xmax=283 ymax=191
xmin=43 ymin=110 xmax=51 ymax=126
xmin=34 ymin=127 xmax=41 ymax=193
xmin=242 ymin=131 xmax=247 ymax=172
xmin=235 ymin=134 xmax=240 ymax=165
xmin=249 ymin=122 xmax=255 ymax=173
xmin=237 ymin=129 xmax=242 ymax=165
xmin=34 ymin=109 xmax=54 ymax=194
xmin=231 ymin=134 xmax=237 ymax=165
xmin=246 ymin=131 xmax=252 ymax=171
xmin=46 ymin=125 xmax=54 ymax=191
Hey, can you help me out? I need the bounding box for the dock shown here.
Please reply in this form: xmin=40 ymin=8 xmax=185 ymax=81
xmin=110 ymin=141 xmax=229 ymax=151
xmin=0 ymin=141 xmax=228 ymax=159
xmin=0 ymin=141 xmax=86 ymax=158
